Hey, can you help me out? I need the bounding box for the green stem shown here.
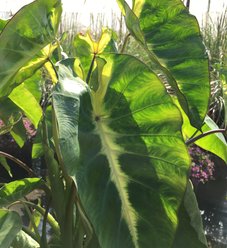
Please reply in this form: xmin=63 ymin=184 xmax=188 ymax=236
xmin=74 ymin=191 xmax=97 ymax=247
xmin=22 ymin=202 xmax=41 ymax=242
xmin=86 ymin=53 xmax=96 ymax=84
xmin=187 ymin=122 xmax=206 ymax=141
xmin=52 ymin=109 xmax=68 ymax=179
xmin=0 ymin=151 xmax=36 ymax=177
xmin=40 ymin=197 xmax=50 ymax=248
xmin=185 ymin=128 xmax=226 ymax=146
xmin=20 ymin=201 xmax=60 ymax=236
xmin=120 ymin=33 xmax=131 ymax=53
xmin=63 ymin=179 xmax=75 ymax=248
xmin=56 ymin=38 xmax=62 ymax=61
xmin=41 ymin=118 xmax=65 ymax=231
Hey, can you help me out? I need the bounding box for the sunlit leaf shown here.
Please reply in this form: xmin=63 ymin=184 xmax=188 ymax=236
xmin=181 ymin=104 xmax=227 ymax=162
xmin=0 ymin=178 xmax=43 ymax=208
xmin=9 ymin=83 xmax=42 ymax=128
xmin=13 ymin=43 xmax=58 ymax=86
xmin=0 ymin=0 xmax=62 ymax=98
xmin=23 ymin=70 xmax=42 ymax=103
xmin=117 ymin=0 xmax=210 ymax=129
xmin=53 ymin=53 xmax=195 ymax=246
xmin=10 ymin=119 xmax=27 ymax=148
xmin=73 ymin=29 xmax=117 ymax=82
xmin=76 ymin=53 xmax=192 ymax=246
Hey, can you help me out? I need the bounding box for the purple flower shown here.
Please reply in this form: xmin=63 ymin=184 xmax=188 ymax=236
xmin=189 ymin=145 xmax=215 ymax=184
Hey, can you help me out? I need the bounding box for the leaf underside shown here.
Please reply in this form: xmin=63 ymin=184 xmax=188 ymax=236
xmin=118 ymin=0 xmax=210 ymax=129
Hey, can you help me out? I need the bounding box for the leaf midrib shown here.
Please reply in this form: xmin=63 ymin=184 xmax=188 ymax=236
xmin=95 ymin=118 xmax=139 ymax=248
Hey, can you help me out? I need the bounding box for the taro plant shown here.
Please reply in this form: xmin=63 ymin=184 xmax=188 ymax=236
xmin=0 ymin=0 xmax=226 ymax=247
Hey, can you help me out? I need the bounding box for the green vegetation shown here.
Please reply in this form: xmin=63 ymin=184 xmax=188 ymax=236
xmin=0 ymin=0 xmax=226 ymax=247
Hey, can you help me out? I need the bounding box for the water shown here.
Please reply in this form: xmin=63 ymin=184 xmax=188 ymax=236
xmin=202 ymin=209 xmax=227 ymax=245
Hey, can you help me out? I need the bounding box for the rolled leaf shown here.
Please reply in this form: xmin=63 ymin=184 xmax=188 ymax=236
xmin=117 ymin=0 xmax=210 ymax=129
xmin=53 ymin=62 xmax=88 ymax=179
xmin=0 ymin=209 xmax=22 ymax=248
xmin=0 ymin=0 xmax=62 ymax=98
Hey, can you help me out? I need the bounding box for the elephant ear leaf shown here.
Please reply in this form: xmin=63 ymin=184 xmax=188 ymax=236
xmin=0 ymin=0 xmax=62 ymax=98
xmin=117 ymin=0 xmax=210 ymax=130
xmin=74 ymin=53 xmax=205 ymax=247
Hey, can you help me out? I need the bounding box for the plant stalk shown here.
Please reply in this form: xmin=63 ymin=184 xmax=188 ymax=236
xmin=185 ymin=128 xmax=226 ymax=146
xmin=0 ymin=151 xmax=36 ymax=177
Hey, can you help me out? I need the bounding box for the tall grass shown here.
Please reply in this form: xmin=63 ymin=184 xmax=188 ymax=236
xmin=201 ymin=7 xmax=227 ymax=128
xmin=202 ymin=8 xmax=227 ymax=67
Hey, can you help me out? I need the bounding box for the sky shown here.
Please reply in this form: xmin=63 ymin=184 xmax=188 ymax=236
xmin=0 ymin=0 xmax=226 ymax=25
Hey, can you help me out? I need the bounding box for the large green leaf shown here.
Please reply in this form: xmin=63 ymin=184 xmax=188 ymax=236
xmin=74 ymin=54 xmax=196 ymax=247
xmin=0 ymin=0 xmax=62 ymax=98
xmin=117 ymin=0 xmax=210 ymax=129
xmin=0 ymin=178 xmax=42 ymax=208
xmin=0 ymin=209 xmax=22 ymax=248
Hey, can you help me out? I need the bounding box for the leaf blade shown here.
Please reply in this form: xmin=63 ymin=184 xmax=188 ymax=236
xmin=0 ymin=209 xmax=22 ymax=248
xmin=117 ymin=0 xmax=210 ymax=129
xmin=76 ymin=54 xmax=191 ymax=247
xmin=0 ymin=0 xmax=62 ymax=98
xmin=0 ymin=178 xmax=43 ymax=208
